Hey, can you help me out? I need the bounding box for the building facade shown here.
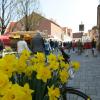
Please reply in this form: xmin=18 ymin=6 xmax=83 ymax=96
xmin=37 ymin=18 xmax=63 ymax=41
xmin=97 ymin=4 xmax=100 ymax=51
xmin=5 ymin=13 xmax=73 ymax=41
xmin=88 ymin=27 xmax=99 ymax=41
xmin=72 ymin=32 xmax=83 ymax=42
xmin=62 ymin=27 xmax=72 ymax=42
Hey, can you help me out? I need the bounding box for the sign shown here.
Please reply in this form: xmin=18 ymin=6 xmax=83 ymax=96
xmin=79 ymin=24 xmax=84 ymax=31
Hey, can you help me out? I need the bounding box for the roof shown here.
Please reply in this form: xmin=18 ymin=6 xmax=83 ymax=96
xmin=49 ymin=20 xmax=62 ymax=28
xmin=33 ymin=12 xmax=62 ymax=28
xmin=4 ymin=22 xmax=16 ymax=34
xmin=18 ymin=12 xmax=62 ymax=29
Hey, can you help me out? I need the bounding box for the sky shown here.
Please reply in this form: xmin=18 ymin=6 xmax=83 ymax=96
xmin=40 ymin=0 xmax=99 ymax=33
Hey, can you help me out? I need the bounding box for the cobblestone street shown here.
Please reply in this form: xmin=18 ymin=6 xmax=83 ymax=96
xmin=67 ymin=51 xmax=100 ymax=100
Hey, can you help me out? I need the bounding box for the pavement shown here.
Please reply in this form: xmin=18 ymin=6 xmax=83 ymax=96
xmin=66 ymin=50 xmax=100 ymax=100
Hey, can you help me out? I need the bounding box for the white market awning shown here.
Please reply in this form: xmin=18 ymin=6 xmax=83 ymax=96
xmin=48 ymin=35 xmax=62 ymax=41
xmin=63 ymin=35 xmax=72 ymax=42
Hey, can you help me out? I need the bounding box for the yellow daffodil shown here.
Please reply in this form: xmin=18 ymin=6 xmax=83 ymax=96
xmin=47 ymin=53 xmax=57 ymax=62
xmin=48 ymin=85 xmax=60 ymax=100
xmin=22 ymin=83 xmax=34 ymax=100
xmin=48 ymin=61 xmax=59 ymax=71
xmin=0 ymin=50 xmax=80 ymax=100
xmin=31 ymin=57 xmax=38 ymax=64
xmin=25 ymin=66 xmax=33 ymax=77
xmin=87 ymin=97 xmax=91 ymax=100
xmin=59 ymin=70 xmax=69 ymax=84
xmin=59 ymin=61 xmax=70 ymax=69
xmin=3 ymin=54 xmax=16 ymax=63
xmin=21 ymin=49 xmax=31 ymax=60
xmin=1 ymin=82 xmax=12 ymax=96
xmin=71 ymin=61 xmax=80 ymax=71
xmin=32 ymin=62 xmax=45 ymax=72
xmin=32 ymin=63 xmax=38 ymax=71
xmin=2 ymin=83 xmax=33 ymax=100
xmin=59 ymin=61 xmax=66 ymax=68
xmin=36 ymin=66 xmax=51 ymax=82
xmin=2 ymin=84 xmax=25 ymax=100
xmin=16 ymin=58 xmax=27 ymax=73
xmin=57 ymin=54 xmax=64 ymax=61
xmin=34 ymin=52 xmax=45 ymax=63
xmin=0 ymin=55 xmax=17 ymax=77
xmin=65 ymin=63 xmax=70 ymax=70
xmin=0 ymin=71 xmax=9 ymax=90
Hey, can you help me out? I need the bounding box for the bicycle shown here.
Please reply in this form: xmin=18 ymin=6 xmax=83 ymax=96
xmin=59 ymin=48 xmax=92 ymax=100
xmin=61 ymin=86 xmax=92 ymax=100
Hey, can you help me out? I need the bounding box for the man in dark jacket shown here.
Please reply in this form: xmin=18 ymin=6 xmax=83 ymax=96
xmin=30 ymin=33 xmax=45 ymax=54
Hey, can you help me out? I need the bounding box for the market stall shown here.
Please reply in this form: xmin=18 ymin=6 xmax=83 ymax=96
xmin=0 ymin=35 xmax=10 ymax=46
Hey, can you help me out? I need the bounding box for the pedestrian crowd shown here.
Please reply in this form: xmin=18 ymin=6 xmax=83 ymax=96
xmin=0 ymin=32 xmax=98 ymax=59
xmin=62 ymin=39 xmax=97 ymax=57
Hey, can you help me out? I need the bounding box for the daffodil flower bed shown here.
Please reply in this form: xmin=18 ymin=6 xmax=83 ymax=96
xmin=0 ymin=49 xmax=80 ymax=100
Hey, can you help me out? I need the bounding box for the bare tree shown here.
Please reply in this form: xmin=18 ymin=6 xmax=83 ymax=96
xmin=15 ymin=0 xmax=43 ymax=31
xmin=0 ymin=0 xmax=16 ymax=34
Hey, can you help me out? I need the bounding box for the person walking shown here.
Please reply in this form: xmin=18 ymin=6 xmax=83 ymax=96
xmin=77 ymin=39 xmax=83 ymax=55
xmin=30 ymin=33 xmax=45 ymax=54
xmin=49 ymin=39 xmax=54 ymax=52
xmin=17 ymin=34 xmax=31 ymax=54
xmin=9 ymin=37 xmax=17 ymax=51
xmin=91 ymin=38 xmax=97 ymax=57
xmin=44 ymin=40 xmax=51 ymax=56
xmin=72 ymin=40 xmax=76 ymax=53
